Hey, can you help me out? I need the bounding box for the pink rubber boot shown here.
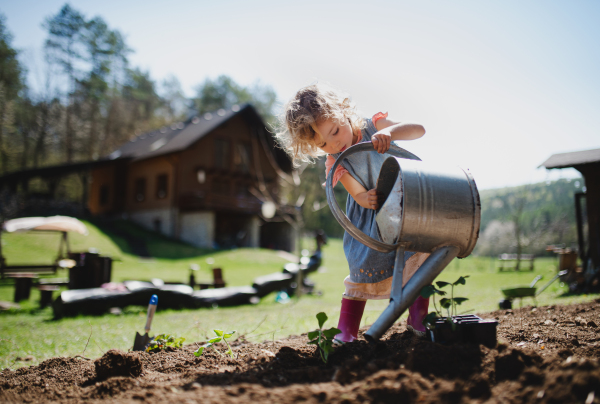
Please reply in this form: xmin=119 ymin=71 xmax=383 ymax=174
xmin=407 ymin=296 xmax=430 ymax=337
xmin=335 ymin=297 xmax=366 ymax=343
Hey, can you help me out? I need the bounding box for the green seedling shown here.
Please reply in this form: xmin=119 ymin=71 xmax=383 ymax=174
xmin=145 ymin=334 xmax=185 ymax=353
xmin=307 ymin=312 xmax=341 ymax=363
xmin=421 ymin=275 xmax=470 ymax=330
xmin=194 ymin=329 xmax=236 ymax=359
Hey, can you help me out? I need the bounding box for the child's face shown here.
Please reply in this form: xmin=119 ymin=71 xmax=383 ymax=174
xmin=314 ymin=118 xmax=356 ymax=155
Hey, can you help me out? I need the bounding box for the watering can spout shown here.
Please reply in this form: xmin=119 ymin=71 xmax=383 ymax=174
xmin=364 ymin=245 xmax=460 ymax=343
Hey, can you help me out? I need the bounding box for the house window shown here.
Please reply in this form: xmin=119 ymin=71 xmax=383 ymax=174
xmin=99 ymin=184 xmax=109 ymax=206
xmin=134 ymin=178 xmax=146 ymax=202
xmin=214 ymin=139 xmax=230 ymax=170
xmin=156 ymin=174 xmax=168 ymax=199
xmin=234 ymin=143 xmax=251 ymax=173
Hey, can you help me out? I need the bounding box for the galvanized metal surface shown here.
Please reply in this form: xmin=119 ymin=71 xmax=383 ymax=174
xmin=376 ymin=157 xmax=481 ymax=258
xmin=324 ymin=143 xmax=421 ymax=254
xmin=375 ymin=158 xmax=404 ymax=245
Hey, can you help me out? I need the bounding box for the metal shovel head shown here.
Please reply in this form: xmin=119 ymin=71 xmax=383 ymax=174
xmin=133 ymin=332 xmax=151 ymax=351
xmin=501 ymin=287 xmax=537 ymax=298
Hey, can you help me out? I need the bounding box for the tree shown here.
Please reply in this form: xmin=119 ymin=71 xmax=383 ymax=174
xmin=44 ymin=5 xmax=139 ymax=162
xmin=0 ymin=14 xmax=25 ymax=174
xmin=0 ymin=15 xmax=24 ymax=100
xmin=79 ymin=16 xmax=129 ymax=159
xmin=506 ymin=190 xmax=528 ymax=269
xmin=44 ymin=4 xmax=85 ymax=162
xmin=158 ymin=75 xmax=188 ymax=123
xmin=193 ymin=75 xmax=277 ymax=125
xmin=98 ymin=68 xmax=163 ymax=156
xmin=0 ymin=84 xmax=16 ymax=174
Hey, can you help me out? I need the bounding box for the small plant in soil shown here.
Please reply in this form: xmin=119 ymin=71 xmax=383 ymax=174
xmin=145 ymin=334 xmax=185 ymax=353
xmin=308 ymin=312 xmax=341 ymax=364
xmin=421 ymin=275 xmax=470 ymax=330
xmin=194 ymin=330 xmax=236 ymax=359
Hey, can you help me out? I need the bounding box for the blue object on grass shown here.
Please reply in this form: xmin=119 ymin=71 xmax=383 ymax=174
xmin=275 ymin=291 xmax=290 ymax=304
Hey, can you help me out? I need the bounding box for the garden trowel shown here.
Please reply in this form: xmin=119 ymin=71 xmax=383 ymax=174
xmin=133 ymin=294 xmax=158 ymax=351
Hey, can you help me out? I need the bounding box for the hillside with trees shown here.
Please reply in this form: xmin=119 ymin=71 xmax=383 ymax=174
xmin=475 ymin=178 xmax=584 ymax=257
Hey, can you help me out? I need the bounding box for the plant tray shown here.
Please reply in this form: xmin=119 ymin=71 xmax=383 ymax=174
xmin=427 ymin=314 xmax=498 ymax=348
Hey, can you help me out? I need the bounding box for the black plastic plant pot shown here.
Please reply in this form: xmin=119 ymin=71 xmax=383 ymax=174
xmin=427 ymin=314 xmax=498 ymax=348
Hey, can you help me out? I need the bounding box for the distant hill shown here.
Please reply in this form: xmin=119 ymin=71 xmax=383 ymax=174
xmin=475 ymin=178 xmax=585 ymax=257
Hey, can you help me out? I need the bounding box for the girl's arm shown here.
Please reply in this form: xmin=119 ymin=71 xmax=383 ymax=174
xmin=335 ymin=115 xmax=424 ymax=209
xmin=372 ymin=115 xmax=425 ymax=154
xmin=339 ymin=173 xmax=381 ymax=210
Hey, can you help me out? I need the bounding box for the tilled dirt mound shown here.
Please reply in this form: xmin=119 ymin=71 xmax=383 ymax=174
xmin=2 ymin=300 xmax=600 ymax=403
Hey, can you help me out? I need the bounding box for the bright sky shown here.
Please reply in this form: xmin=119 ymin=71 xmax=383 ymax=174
xmin=2 ymin=0 xmax=599 ymax=190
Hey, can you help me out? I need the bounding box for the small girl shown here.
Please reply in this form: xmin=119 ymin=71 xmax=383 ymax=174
xmin=277 ymin=83 xmax=430 ymax=341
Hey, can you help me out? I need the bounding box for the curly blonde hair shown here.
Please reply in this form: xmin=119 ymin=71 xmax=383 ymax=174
xmin=275 ymin=83 xmax=365 ymax=167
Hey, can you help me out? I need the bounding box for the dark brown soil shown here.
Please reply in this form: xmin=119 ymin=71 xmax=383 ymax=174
xmin=94 ymin=350 xmax=144 ymax=380
xmin=2 ymin=300 xmax=600 ymax=403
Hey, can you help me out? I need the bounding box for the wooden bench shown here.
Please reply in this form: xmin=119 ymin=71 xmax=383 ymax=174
xmin=1 ymin=264 xmax=58 ymax=279
xmin=38 ymin=278 xmax=70 ymax=287
xmin=498 ymin=254 xmax=535 ymax=271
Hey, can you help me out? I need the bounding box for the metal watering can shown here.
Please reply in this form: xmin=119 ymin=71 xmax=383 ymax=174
xmin=325 ymin=143 xmax=481 ymax=342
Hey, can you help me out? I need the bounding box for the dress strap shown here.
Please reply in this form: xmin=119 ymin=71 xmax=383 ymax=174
xmin=371 ymin=112 xmax=388 ymax=128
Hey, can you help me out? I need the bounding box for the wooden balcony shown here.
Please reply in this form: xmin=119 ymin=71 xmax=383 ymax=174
xmin=178 ymin=191 xmax=263 ymax=214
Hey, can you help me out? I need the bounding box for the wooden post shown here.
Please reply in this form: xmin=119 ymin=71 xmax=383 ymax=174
xmin=295 ymin=267 xmax=304 ymax=298
xmin=12 ymin=273 xmax=38 ymax=302
xmin=0 ymin=230 xmax=4 ymax=279
xmin=38 ymin=285 xmax=59 ymax=308
xmin=575 ymin=192 xmax=587 ymax=269
xmin=212 ymin=267 xmax=225 ymax=288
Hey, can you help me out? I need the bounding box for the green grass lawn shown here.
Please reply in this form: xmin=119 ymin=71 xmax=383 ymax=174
xmin=1 ymin=220 xmax=598 ymax=370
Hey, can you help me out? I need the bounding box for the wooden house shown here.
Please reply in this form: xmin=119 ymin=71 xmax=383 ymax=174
xmin=88 ymin=104 xmax=296 ymax=251
xmin=541 ymin=147 xmax=600 ymax=280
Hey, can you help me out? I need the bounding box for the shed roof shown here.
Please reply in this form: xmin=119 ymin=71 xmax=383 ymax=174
xmin=109 ymin=104 xmax=255 ymax=162
xmin=540 ymin=148 xmax=600 ymax=169
xmin=3 ymin=216 xmax=88 ymax=235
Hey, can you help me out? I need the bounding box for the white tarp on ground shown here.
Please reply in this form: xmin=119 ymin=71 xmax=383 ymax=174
xmin=2 ymin=216 xmax=88 ymax=235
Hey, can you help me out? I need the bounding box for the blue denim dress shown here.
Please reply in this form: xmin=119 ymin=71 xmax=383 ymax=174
xmin=330 ymin=118 xmax=414 ymax=284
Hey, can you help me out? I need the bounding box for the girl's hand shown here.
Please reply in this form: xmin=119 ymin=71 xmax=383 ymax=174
xmin=367 ymin=188 xmax=381 ymax=210
xmin=372 ymin=130 xmax=391 ymax=154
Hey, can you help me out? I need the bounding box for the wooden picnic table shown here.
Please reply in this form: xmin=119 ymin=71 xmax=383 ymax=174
xmin=498 ymin=253 xmax=535 ymax=271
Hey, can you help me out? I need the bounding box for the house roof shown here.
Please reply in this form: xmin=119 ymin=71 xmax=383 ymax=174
xmin=540 ymin=148 xmax=600 ymax=169
xmin=109 ymin=104 xmax=256 ymax=162
xmin=0 ymin=104 xmax=292 ymax=188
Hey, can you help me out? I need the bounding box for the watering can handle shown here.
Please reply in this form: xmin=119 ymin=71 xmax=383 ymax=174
xmin=325 ymin=142 xmax=421 ymax=253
